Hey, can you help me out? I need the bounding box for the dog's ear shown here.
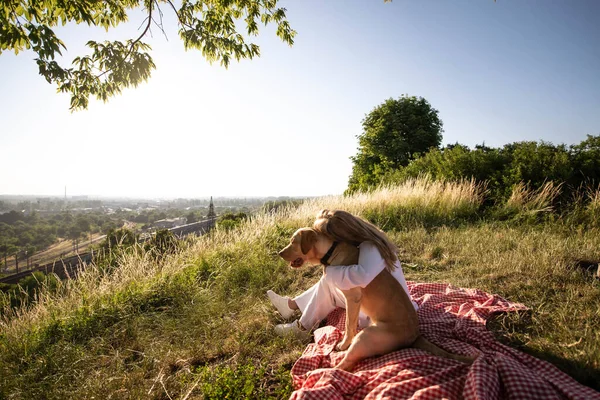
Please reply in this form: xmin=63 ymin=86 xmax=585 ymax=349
xmin=300 ymin=229 xmax=317 ymax=255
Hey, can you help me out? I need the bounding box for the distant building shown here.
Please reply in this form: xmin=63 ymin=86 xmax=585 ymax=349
xmin=207 ymin=196 xmax=216 ymax=218
xmin=153 ymin=217 xmax=187 ymax=229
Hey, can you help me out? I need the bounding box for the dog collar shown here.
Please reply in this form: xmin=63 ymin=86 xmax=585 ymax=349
xmin=320 ymin=241 xmax=339 ymax=266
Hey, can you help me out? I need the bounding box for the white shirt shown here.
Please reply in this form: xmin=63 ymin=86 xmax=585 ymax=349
xmin=324 ymin=241 xmax=418 ymax=310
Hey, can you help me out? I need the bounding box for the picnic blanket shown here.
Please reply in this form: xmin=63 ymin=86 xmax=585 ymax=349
xmin=290 ymin=282 xmax=600 ymax=400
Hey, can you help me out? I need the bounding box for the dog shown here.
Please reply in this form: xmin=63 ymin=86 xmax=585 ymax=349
xmin=279 ymin=227 xmax=474 ymax=371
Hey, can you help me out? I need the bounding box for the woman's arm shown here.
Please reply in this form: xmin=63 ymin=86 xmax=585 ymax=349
xmin=323 ymin=241 xmax=386 ymax=290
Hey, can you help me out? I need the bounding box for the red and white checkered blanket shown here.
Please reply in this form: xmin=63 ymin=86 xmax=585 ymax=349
xmin=290 ymin=282 xmax=600 ymax=400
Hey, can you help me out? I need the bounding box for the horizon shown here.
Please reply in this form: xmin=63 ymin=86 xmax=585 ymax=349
xmin=1 ymin=0 xmax=599 ymax=198
xmin=0 ymin=193 xmax=309 ymax=202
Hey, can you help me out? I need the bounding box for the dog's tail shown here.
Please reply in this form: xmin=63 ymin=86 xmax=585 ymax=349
xmin=413 ymin=336 xmax=475 ymax=364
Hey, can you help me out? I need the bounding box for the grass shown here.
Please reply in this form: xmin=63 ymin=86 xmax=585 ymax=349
xmin=393 ymin=224 xmax=600 ymax=388
xmin=1 ymin=177 xmax=599 ymax=398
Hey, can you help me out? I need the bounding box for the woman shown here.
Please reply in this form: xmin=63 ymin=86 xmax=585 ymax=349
xmin=268 ymin=209 xmax=417 ymax=336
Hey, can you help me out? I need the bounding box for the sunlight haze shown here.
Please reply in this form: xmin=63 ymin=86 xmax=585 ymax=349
xmin=1 ymin=0 xmax=599 ymax=198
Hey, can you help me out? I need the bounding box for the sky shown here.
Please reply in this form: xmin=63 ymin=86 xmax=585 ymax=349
xmin=1 ymin=0 xmax=599 ymax=199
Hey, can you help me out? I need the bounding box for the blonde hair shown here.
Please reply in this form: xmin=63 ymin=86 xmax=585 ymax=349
xmin=313 ymin=209 xmax=398 ymax=271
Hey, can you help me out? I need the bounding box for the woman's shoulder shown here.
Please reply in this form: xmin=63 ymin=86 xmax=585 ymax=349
xmin=359 ymin=241 xmax=401 ymax=267
xmin=358 ymin=241 xmax=376 ymax=249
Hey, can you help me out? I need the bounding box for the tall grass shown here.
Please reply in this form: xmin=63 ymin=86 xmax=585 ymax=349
xmin=496 ymin=181 xmax=562 ymax=221
xmin=268 ymin=175 xmax=486 ymax=231
xmin=562 ymin=186 xmax=600 ymax=228
xmin=586 ymin=189 xmax=600 ymax=220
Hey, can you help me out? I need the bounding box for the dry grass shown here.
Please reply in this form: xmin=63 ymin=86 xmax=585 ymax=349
xmin=393 ymin=224 xmax=600 ymax=388
xmin=587 ymin=189 xmax=600 ymax=215
xmin=504 ymin=181 xmax=562 ymax=216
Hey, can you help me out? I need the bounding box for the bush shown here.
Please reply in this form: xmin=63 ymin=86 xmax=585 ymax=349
xmin=92 ymin=228 xmax=140 ymax=272
xmin=0 ymin=271 xmax=60 ymax=311
xmin=217 ymin=212 xmax=248 ymax=231
xmin=502 ymin=141 xmax=572 ymax=199
xmin=143 ymin=229 xmax=180 ymax=260
xmin=570 ymin=135 xmax=600 ymax=186
xmin=380 ymin=135 xmax=600 ymax=210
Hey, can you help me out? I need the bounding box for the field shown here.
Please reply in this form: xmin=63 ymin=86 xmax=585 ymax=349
xmin=0 ymin=178 xmax=599 ymax=399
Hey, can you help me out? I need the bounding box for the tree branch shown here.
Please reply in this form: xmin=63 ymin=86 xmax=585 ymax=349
xmin=166 ymin=0 xmax=195 ymax=30
xmin=152 ymin=0 xmax=169 ymax=41
xmin=96 ymin=0 xmax=154 ymax=79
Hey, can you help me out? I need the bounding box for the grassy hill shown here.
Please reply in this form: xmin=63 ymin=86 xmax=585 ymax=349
xmin=1 ymin=177 xmax=599 ymax=399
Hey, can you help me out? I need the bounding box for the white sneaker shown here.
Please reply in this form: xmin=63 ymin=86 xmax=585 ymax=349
xmin=274 ymin=319 xmax=309 ymax=339
xmin=267 ymin=290 xmax=295 ymax=319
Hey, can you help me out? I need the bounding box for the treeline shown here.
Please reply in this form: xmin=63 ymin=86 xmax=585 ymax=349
xmin=130 ymin=209 xmax=194 ymax=225
xmin=0 ymin=211 xmax=122 ymax=269
xmin=378 ymin=135 xmax=600 ymax=207
xmin=128 ymin=209 xmax=213 ymax=231
xmin=0 ymin=199 xmax=102 ymax=213
xmin=346 ymin=96 xmax=600 ymax=212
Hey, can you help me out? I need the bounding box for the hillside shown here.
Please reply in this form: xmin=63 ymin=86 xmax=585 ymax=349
xmin=1 ymin=178 xmax=599 ymax=399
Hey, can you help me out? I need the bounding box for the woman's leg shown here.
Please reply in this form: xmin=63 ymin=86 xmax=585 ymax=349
xmin=294 ymin=276 xmax=347 ymax=330
xmin=288 ymin=298 xmax=299 ymax=310
xmin=267 ymin=290 xmax=297 ymax=319
xmin=272 ymin=276 xmax=371 ymax=335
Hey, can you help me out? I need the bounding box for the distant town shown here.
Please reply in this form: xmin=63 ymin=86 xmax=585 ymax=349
xmin=0 ymin=194 xmax=300 ymax=217
xmin=0 ymin=194 xmax=304 ymax=275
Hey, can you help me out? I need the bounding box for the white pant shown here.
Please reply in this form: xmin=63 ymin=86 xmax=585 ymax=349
xmin=293 ymin=275 xmax=371 ymax=330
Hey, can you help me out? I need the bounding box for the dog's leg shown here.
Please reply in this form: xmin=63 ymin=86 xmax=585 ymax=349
xmin=335 ymin=323 xmax=418 ymax=371
xmin=336 ymin=287 xmax=362 ymax=351
xmin=412 ymin=336 xmax=475 ymax=364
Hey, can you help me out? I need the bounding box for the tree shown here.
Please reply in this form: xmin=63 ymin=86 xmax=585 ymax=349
xmin=0 ymin=210 xmax=23 ymax=224
xmin=10 ymin=245 xmax=20 ymax=273
xmin=102 ymin=228 xmax=139 ymax=249
xmin=76 ymin=215 xmax=91 ymax=233
xmin=571 ymin=134 xmax=600 ymax=187
xmin=24 ymin=244 xmax=36 ymax=269
xmin=347 ymin=95 xmax=444 ymax=193
xmin=67 ymin=225 xmax=83 ymax=253
xmin=0 ymin=242 xmax=8 ymax=271
xmin=216 ymin=212 xmax=247 ymax=231
xmin=1 ymin=0 xmax=296 ymax=110
xmin=185 ymin=211 xmax=198 ymax=224
xmin=502 ymin=141 xmax=572 ymax=194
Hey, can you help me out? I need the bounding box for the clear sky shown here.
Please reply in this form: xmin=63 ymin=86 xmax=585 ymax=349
xmin=1 ymin=0 xmax=599 ymax=198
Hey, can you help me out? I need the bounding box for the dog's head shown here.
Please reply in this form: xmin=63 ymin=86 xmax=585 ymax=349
xmin=278 ymin=228 xmax=318 ymax=268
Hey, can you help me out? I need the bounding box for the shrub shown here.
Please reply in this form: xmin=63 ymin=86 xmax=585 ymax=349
xmin=217 ymin=212 xmax=249 ymax=231
xmin=379 ymin=136 xmax=600 ymax=209
xmin=143 ymin=229 xmax=180 ymax=260
xmin=0 ymin=271 xmax=60 ymax=311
